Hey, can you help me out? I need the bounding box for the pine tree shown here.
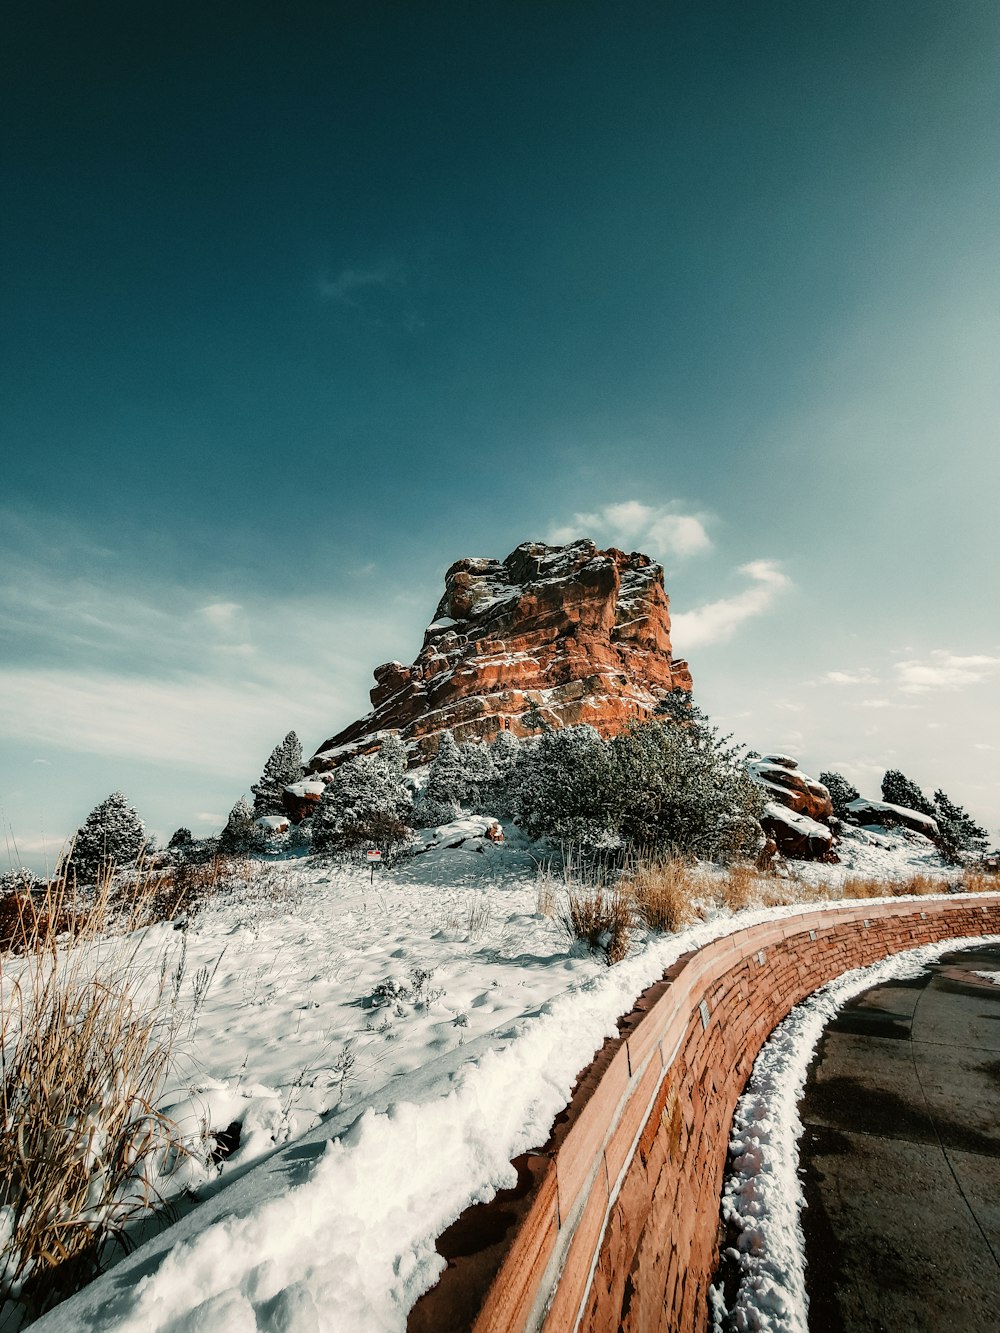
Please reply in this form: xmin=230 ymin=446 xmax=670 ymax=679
xmin=219 ymin=797 xmax=257 ymax=853
xmin=458 ymin=740 xmax=496 ymax=812
xmin=65 ymin=793 xmax=146 ymax=885
xmin=312 ymin=754 xmax=413 ymax=853
xmin=168 ymin=827 xmax=193 ymax=849
xmin=379 ymin=734 xmax=409 ymax=776
xmin=489 ymin=729 xmax=521 ymax=776
xmin=251 ymin=731 xmax=305 ymax=818
xmin=932 ymin=789 xmax=989 ymax=863
xmin=819 ymin=771 xmax=861 ymax=820
xmin=419 ymin=731 xmax=466 ymax=822
xmin=880 ymin=769 xmax=935 ymax=817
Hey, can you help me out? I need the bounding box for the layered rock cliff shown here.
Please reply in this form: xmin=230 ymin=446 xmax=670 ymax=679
xmin=310 ymin=539 xmax=692 ymax=771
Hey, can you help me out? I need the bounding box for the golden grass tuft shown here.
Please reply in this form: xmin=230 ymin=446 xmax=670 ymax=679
xmin=0 ymin=860 xmax=188 ymax=1322
xmin=620 ymin=859 xmax=697 ymax=934
xmin=560 ymin=887 xmax=632 ymax=965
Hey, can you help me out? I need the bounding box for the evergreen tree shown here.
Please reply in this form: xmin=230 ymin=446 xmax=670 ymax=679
xmin=880 ymin=769 xmax=935 ymax=816
xmin=168 ymin=827 xmax=193 ymax=849
xmin=611 ymin=715 xmax=763 ymax=860
xmin=819 ymin=771 xmax=861 ymax=820
xmin=504 ymin=725 xmax=616 ymax=845
xmin=458 ymin=740 xmax=497 ymax=812
xmin=488 ymin=729 xmax=521 ymax=777
xmin=932 ymin=789 xmax=989 ymax=863
xmin=219 ymin=797 xmax=257 ymax=853
xmin=415 ymin=731 xmax=466 ymax=823
xmin=64 ymin=792 xmax=146 ymax=885
xmin=251 ymin=731 xmax=305 ymax=818
xmin=379 ymin=734 xmax=409 ymax=776
xmin=312 ymin=753 xmax=413 ymax=853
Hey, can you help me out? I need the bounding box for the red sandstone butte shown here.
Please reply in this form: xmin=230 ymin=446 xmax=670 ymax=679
xmin=309 ymin=539 xmax=693 ymax=770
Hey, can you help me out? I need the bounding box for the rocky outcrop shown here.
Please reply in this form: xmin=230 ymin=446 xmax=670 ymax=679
xmin=748 ymin=755 xmax=836 ymax=859
xmin=310 ymin=539 xmax=692 ymax=771
xmin=845 ymin=798 xmax=940 ymax=842
xmin=748 ymin=754 xmax=834 ymax=823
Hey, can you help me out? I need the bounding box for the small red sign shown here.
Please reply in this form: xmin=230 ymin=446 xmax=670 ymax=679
xmin=366 ymin=849 xmax=382 ymax=862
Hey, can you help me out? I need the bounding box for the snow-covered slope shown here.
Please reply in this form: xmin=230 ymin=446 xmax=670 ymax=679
xmin=30 ymin=822 xmax=960 ymax=1332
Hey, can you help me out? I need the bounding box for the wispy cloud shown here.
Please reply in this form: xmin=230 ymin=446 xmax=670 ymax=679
xmin=550 ymin=498 xmax=712 ymax=559
xmin=318 ymin=264 xmax=405 ymax=307
xmin=895 ymin=650 xmax=1000 ymax=694
xmin=670 ymin=560 xmax=792 ymax=650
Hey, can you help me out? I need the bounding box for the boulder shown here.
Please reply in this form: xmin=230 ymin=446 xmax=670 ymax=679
xmin=281 ymin=780 xmax=326 ymax=824
xmin=309 ymin=539 xmax=692 ymax=770
xmin=747 ymin=757 xmax=834 ymax=823
xmin=844 ymin=798 xmax=940 ymax=842
xmin=760 ymin=802 xmax=837 ymax=861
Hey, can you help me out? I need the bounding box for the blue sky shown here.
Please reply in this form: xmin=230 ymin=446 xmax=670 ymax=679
xmin=3 ymin=1 xmax=999 ymax=869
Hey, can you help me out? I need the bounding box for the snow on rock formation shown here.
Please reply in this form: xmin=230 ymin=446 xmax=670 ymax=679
xmin=309 ymin=539 xmax=692 ymax=770
xmin=748 ymin=755 xmax=836 ymax=859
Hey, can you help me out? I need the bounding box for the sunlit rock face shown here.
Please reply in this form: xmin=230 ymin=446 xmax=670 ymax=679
xmin=309 ymin=539 xmax=693 ymax=770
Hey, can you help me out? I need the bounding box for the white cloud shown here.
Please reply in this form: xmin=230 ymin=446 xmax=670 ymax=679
xmin=549 ymin=499 xmax=712 ymax=560
xmin=670 ymin=560 xmax=792 ymax=650
xmin=895 ymin=650 xmax=1000 ymax=694
xmin=822 ymin=669 xmax=878 ymax=685
xmin=861 ymin=698 xmax=892 ymax=709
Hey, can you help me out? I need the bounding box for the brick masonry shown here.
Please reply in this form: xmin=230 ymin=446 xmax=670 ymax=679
xmin=408 ymin=894 xmax=1000 ymax=1333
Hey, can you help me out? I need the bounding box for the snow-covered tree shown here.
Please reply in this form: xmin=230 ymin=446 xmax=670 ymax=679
xmin=819 ymin=771 xmax=861 ymax=820
xmin=312 ymin=753 xmax=413 ymax=854
xmin=168 ymin=827 xmax=193 ymax=849
xmin=219 ymin=797 xmax=257 ymax=853
xmin=611 ymin=714 xmax=763 ymax=860
xmin=503 ymin=725 xmax=616 ymax=845
xmin=932 ymin=789 xmax=989 ymax=863
xmin=379 ymin=734 xmax=409 ymax=776
xmin=458 ymin=740 xmax=496 ymax=811
xmin=64 ymin=792 xmax=146 ymax=885
xmin=252 ymin=731 xmax=305 ymax=817
xmin=880 ymin=769 xmax=935 ymax=817
xmin=489 ymin=729 xmax=521 ymax=776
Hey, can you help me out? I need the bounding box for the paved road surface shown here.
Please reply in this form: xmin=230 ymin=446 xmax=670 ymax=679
xmin=800 ymin=942 xmax=1000 ymax=1332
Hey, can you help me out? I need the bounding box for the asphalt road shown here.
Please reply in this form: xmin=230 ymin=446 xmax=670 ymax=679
xmin=800 ymin=942 xmax=1000 ymax=1333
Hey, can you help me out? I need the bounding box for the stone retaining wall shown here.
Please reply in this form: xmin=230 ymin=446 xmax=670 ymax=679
xmin=409 ymin=895 xmax=1000 ymax=1333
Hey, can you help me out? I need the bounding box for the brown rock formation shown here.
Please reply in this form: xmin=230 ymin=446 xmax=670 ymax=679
xmin=748 ymin=755 xmax=837 ymax=860
xmin=310 ymin=539 xmax=692 ymax=771
xmin=748 ymin=754 xmax=834 ymax=823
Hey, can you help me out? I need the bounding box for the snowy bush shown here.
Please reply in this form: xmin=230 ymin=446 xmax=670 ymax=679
xmin=818 ymin=771 xmax=861 ymax=820
xmin=312 ymin=753 xmax=413 ymax=854
xmin=251 ymin=731 xmax=305 ymax=818
xmin=168 ymin=827 xmax=193 ymax=849
xmin=610 ymin=712 xmax=764 ymax=860
xmin=502 ymin=725 xmax=617 ymax=845
xmin=63 ymin=792 xmax=147 ymax=886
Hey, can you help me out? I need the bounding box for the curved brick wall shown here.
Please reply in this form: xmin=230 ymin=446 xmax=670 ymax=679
xmin=409 ymin=894 xmax=1000 ymax=1333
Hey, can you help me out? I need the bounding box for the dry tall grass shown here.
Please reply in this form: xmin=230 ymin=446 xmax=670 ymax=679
xmin=0 ymin=864 xmax=187 ymax=1324
xmin=620 ymin=860 xmax=697 ymax=933
xmin=560 ymin=888 xmax=632 ymax=965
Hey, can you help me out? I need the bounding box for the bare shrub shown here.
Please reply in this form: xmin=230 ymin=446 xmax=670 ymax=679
xmin=621 ymin=860 xmax=696 ymax=933
xmin=560 ymin=888 xmax=631 ymax=965
xmin=0 ymin=864 xmax=185 ymax=1323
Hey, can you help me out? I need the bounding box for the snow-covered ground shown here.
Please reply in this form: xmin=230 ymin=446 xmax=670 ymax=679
xmin=709 ymin=933 xmax=1000 ymax=1333
xmin=16 ymin=818 xmax=976 ymax=1331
